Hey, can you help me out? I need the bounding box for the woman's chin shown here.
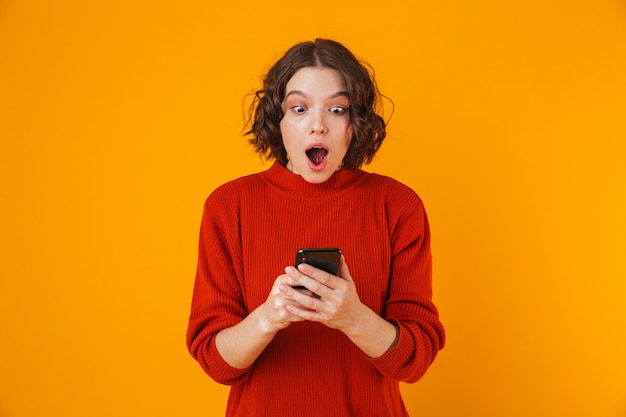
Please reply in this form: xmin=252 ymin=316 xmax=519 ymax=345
xmin=300 ymin=171 xmax=332 ymax=184
xmin=288 ymin=158 xmax=338 ymax=184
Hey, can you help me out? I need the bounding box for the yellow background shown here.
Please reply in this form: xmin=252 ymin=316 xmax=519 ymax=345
xmin=1 ymin=1 xmax=625 ymax=416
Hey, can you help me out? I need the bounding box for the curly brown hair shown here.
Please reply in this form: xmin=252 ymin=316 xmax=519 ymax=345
xmin=246 ymin=38 xmax=387 ymax=170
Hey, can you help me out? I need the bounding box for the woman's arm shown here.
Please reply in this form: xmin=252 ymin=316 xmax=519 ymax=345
xmin=187 ymin=192 xmax=307 ymax=382
xmin=215 ymin=275 xmax=308 ymax=369
xmin=339 ymin=302 xmax=399 ymax=358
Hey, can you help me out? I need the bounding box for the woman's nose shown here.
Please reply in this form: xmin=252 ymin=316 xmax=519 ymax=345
xmin=310 ymin=112 xmax=327 ymax=135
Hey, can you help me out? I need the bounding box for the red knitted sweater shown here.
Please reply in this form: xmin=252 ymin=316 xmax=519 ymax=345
xmin=187 ymin=162 xmax=445 ymax=417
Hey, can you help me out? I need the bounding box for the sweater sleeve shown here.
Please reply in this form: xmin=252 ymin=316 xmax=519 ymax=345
xmin=368 ymin=186 xmax=445 ymax=383
xmin=186 ymin=189 xmax=253 ymax=385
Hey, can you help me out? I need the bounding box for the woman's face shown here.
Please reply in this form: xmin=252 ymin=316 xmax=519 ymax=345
xmin=280 ymin=66 xmax=353 ymax=184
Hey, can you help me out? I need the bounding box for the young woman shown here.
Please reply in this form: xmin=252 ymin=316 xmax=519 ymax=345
xmin=187 ymin=38 xmax=445 ymax=417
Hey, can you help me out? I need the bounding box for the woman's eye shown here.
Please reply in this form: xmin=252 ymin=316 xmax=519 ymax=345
xmin=291 ymin=105 xmax=306 ymax=113
xmin=330 ymin=106 xmax=347 ymax=115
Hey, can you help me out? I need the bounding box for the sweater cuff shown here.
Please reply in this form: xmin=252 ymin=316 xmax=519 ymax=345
xmin=206 ymin=337 xmax=252 ymax=385
xmin=368 ymin=319 xmax=413 ymax=376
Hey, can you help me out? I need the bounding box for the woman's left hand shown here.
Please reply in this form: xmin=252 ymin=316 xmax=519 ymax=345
xmin=279 ymin=255 xmax=364 ymax=333
xmin=281 ymin=255 xmax=399 ymax=357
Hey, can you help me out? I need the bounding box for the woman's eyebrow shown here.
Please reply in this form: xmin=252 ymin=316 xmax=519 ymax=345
xmin=330 ymin=91 xmax=350 ymax=99
xmin=284 ymin=90 xmax=349 ymax=99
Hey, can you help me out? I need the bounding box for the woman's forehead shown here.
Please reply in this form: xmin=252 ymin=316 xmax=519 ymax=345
xmin=284 ymin=67 xmax=348 ymax=97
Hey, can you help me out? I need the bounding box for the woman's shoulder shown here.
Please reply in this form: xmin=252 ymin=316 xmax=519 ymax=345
xmin=214 ymin=170 xmax=264 ymax=192
xmin=204 ymin=170 xmax=265 ymax=208
xmin=361 ymin=171 xmax=424 ymax=205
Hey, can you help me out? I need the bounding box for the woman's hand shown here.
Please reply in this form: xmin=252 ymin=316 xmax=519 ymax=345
xmin=279 ymin=255 xmax=364 ymax=332
xmin=279 ymin=255 xmax=399 ymax=358
xmin=258 ymin=273 xmax=313 ymax=333
xmin=214 ymin=273 xmax=314 ymax=369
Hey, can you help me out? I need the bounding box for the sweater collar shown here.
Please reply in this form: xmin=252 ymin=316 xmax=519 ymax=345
xmin=261 ymin=161 xmax=366 ymax=200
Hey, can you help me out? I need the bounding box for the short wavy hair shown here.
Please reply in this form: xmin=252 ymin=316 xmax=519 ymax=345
xmin=246 ymin=38 xmax=387 ymax=170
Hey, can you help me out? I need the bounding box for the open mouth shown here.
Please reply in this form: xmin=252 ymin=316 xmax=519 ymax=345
xmin=306 ymin=146 xmax=328 ymax=166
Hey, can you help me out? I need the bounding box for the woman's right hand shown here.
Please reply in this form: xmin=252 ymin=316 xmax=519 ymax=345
xmin=215 ymin=272 xmax=314 ymax=369
xmin=258 ymin=273 xmax=314 ymax=333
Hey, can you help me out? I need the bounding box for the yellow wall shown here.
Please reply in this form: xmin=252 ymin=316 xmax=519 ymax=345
xmin=1 ymin=1 xmax=625 ymax=416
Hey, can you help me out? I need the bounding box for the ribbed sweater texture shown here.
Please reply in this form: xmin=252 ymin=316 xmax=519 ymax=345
xmin=187 ymin=162 xmax=445 ymax=417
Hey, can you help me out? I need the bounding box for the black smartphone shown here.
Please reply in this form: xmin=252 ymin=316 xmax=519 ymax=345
xmin=293 ymin=248 xmax=342 ymax=292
